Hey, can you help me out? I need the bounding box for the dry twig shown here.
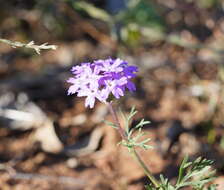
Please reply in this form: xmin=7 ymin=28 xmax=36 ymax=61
xmin=0 ymin=163 xmax=86 ymax=187
xmin=0 ymin=38 xmax=57 ymax=54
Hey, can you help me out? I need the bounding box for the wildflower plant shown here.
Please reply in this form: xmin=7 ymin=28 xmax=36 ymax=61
xmin=67 ymin=58 xmax=217 ymax=190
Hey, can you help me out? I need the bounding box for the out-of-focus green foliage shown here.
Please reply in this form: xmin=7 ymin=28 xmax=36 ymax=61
xmin=120 ymin=0 xmax=164 ymax=29
xmin=70 ymin=1 xmax=111 ymax=23
xmin=68 ymin=0 xmax=165 ymax=46
xmin=118 ymin=0 xmax=165 ymax=46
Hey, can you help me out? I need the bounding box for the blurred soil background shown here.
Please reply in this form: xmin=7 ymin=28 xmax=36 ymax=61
xmin=1 ymin=0 xmax=224 ymax=189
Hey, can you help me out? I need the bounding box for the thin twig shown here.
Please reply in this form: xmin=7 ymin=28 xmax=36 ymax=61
xmin=0 ymin=38 xmax=57 ymax=54
xmin=0 ymin=163 xmax=86 ymax=186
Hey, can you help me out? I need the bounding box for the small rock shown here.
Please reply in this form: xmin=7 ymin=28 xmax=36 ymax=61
xmin=66 ymin=158 xmax=78 ymax=168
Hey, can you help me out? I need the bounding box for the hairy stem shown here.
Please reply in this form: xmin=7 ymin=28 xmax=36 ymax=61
xmin=107 ymin=102 xmax=128 ymax=141
xmin=130 ymin=148 xmax=159 ymax=188
xmin=107 ymin=101 xmax=159 ymax=188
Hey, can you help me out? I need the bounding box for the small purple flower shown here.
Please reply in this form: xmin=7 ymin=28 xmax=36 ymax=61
xmin=67 ymin=58 xmax=138 ymax=108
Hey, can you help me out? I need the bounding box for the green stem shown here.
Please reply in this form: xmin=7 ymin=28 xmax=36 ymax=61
xmin=130 ymin=148 xmax=160 ymax=188
xmin=107 ymin=101 xmax=160 ymax=188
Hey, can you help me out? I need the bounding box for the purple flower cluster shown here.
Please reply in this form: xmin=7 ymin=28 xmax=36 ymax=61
xmin=67 ymin=58 xmax=138 ymax=108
